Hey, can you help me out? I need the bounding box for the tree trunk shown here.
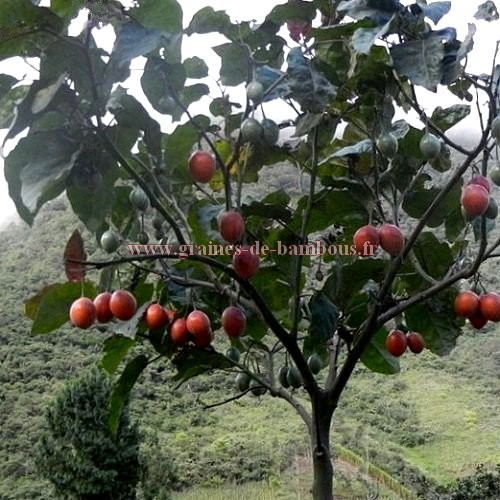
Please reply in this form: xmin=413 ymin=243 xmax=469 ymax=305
xmin=311 ymin=392 xmax=335 ymax=500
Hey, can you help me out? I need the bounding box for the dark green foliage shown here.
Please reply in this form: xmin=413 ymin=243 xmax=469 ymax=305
xmin=35 ymin=367 xmax=141 ymax=499
xmin=447 ymin=465 xmax=500 ymax=499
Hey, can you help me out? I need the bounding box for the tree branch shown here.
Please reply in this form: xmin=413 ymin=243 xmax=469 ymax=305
xmin=329 ymin=77 xmax=495 ymax=407
xmin=291 ymin=125 xmax=320 ymax=338
xmin=198 ymin=388 xmax=253 ymax=409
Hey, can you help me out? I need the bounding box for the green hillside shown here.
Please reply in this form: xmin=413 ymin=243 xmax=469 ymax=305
xmin=1 ymin=199 xmax=500 ymax=499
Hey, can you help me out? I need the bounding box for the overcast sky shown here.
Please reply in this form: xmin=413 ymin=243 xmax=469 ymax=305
xmin=0 ymin=0 xmax=499 ymax=227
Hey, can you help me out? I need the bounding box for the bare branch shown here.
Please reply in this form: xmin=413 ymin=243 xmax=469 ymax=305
xmin=198 ymin=388 xmax=253 ymax=409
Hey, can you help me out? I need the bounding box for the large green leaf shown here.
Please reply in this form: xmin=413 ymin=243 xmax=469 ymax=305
xmin=338 ymin=0 xmax=400 ymax=24
xmin=266 ymin=0 xmax=317 ymax=24
xmin=431 ymin=104 xmax=470 ymax=131
xmin=457 ymin=23 xmax=476 ymax=60
xmin=360 ymin=327 xmax=400 ymax=374
xmin=474 ymin=1 xmax=499 ymax=21
xmin=245 ymin=313 xmax=268 ymax=341
xmin=250 ymin=267 xmax=292 ymax=313
xmin=4 ymin=131 xmax=81 ymax=225
xmin=186 ymin=7 xmax=231 ymax=35
xmin=308 ymin=292 xmax=339 ymax=345
xmin=25 ymin=282 xmax=97 ymax=335
xmin=0 ymin=85 xmax=30 ymax=129
xmin=101 ymin=336 xmax=136 ymax=375
xmin=411 ymin=232 xmax=454 ymax=280
xmin=242 ymin=198 xmax=292 ymax=222
xmin=183 ymin=56 xmax=209 ymax=79
xmin=213 ymin=43 xmax=250 ymax=86
xmin=0 ymin=74 xmax=17 ymax=101
xmin=108 ymin=21 xmax=162 ymax=70
xmin=290 ymin=189 xmax=367 ymax=238
xmin=352 ymin=17 xmax=393 ymax=54
xmin=402 ymin=177 xmax=462 ymax=231
xmin=131 ymin=0 xmax=183 ymax=34
xmin=255 ymin=66 xmax=291 ymax=102
xmin=2 ymin=80 xmax=76 ymax=143
xmin=0 ymin=0 xmax=63 ymax=61
xmin=40 ymin=37 xmax=107 ymax=104
xmin=109 ymin=354 xmax=148 ymax=435
xmin=172 ymin=348 xmax=231 ymax=385
xmin=330 ymin=139 xmax=372 ymax=158
xmin=287 ymin=48 xmax=337 ymax=113
xmin=390 ymin=31 xmax=449 ymax=90
xmin=324 ymin=259 xmax=387 ymax=308
xmin=416 ymin=1 xmax=451 ymax=24
xmin=141 ymin=57 xmax=186 ymax=116
xmin=405 ymin=290 xmax=463 ymax=356
xmin=51 ymin=0 xmax=83 ymax=20
xmin=66 ymin=152 xmax=120 ymax=232
xmin=173 ymin=84 xmax=210 ymax=121
xmin=107 ymin=87 xmax=161 ymax=159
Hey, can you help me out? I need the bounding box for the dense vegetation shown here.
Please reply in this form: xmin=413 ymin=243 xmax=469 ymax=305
xmin=1 ymin=200 xmax=500 ymax=499
xmin=35 ymin=367 xmax=141 ymax=499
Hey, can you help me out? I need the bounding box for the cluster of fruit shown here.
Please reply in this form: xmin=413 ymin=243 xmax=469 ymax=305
xmin=187 ymin=113 xmax=279 ymax=188
xmin=376 ymin=131 xmax=442 ymax=160
xmin=70 ymin=290 xmax=138 ymax=329
xmin=385 ymin=329 xmax=425 ymax=357
xmin=156 ymin=304 xmax=246 ymax=348
xmin=100 ymin=187 xmax=153 ymax=251
xmin=454 ymin=290 xmax=500 ymax=329
xmin=242 ymin=81 xmax=280 ymax=145
xmin=69 ymin=290 xmax=248 ymax=348
xmin=353 ymin=223 xmax=405 ymax=257
xmin=233 ymin=353 xmax=322 ymax=396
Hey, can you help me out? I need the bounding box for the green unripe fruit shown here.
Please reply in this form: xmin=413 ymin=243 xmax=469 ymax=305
xmin=246 ymin=80 xmax=264 ymax=104
xmin=490 ymin=165 xmax=500 ymax=186
xmin=157 ymin=95 xmax=176 ymax=114
xmin=235 ymin=372 xmax=250 ymax=392
xmin=225 ymin=346 xmax=241 ymax=363
xmin=261 ymin=119 xmax=280 ymax=145
xmin=307 ymin=354 xmax=322 ymax=375
xmin=137 ymin=231 xmax=149 ymax=244
xmin=129 ymin=187 xmax=150 ymax=211
xmin=419 ymin=133 xmax=441 ymax=160
xmin=278 ymin=366 xmax=290 ymax=388
xmin=376 ymin=132 xmax=398 ymax=158
xmin=286 ymin=366 xmax=302 ymax=388
xmin=492 ymin=116 xmax=500 ymax=141
xmin=249 ymin=378 xmax=267 ymax=396
xmin=241 ymin=118 xmax=263 ymax=143
xmin=100 ymin=229 xmax=120 ymax=253
xmin=486 ymin=197 xmax=499 ymax=219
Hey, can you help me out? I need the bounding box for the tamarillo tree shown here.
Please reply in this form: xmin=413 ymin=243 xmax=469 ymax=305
xmin=2 ymin=0 xmax=500 ymax=497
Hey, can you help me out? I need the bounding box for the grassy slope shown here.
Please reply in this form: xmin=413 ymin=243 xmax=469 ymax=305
xmin=400 ymin=351 xmax=500 ymax=482
xmin=1 ymin=200 xmax=500 ymax=499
